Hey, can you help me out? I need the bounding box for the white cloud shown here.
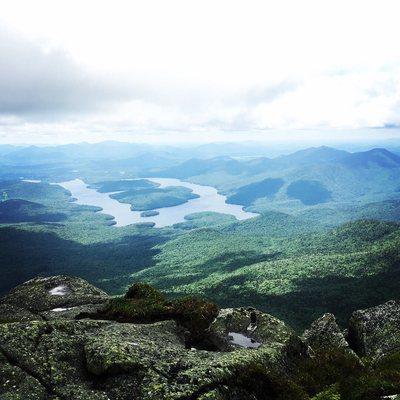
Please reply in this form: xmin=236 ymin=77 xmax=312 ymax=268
xmin=1 ymin=0 xmax=400 ymax=143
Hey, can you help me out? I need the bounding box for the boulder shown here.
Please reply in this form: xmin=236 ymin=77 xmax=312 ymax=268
xmin=348 ymin=300 xmax=400 ymax=358
xmin=208 ymin=307 xmax=297 ymax=350
xmin=0 ymin=303 xmax=41 ymax=323
xmin=207 ymin=307 xmax=309 ymax=372
xmin=0 ymin=317 xmax=306 ymax=400
xmin=302 ymin=313 xmax=354 ymax=355
xmin=1 ymin=275 xmax=109 ymax=313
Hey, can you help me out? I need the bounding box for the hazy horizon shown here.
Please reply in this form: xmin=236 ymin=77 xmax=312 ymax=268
xmin=1 ymin=0 xmax=400 ymax=145
xmin=1 ymin=128 xmax=400 ymax=147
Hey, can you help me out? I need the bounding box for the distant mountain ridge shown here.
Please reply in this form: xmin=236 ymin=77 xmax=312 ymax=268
xmin=1 ymin=142 xmax=400 ymax=211
xmin=149 ymin=146 xmax=400 ymax=210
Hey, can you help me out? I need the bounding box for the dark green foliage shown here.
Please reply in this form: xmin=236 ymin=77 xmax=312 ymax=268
xmin=87 ymin=282 xmax=219 ymax=346
xmin=225 ymin=351 xmax=400 ymax=400
xmin=226 ymin=178 xmax=284 ymax=206
xmin=98 ymin=296 xmax=169 ymax=323
xmin=171 ymin=296 xmax=219 ymax=344
xmin=110 ymin=186 xmax=199 ymax=211
xmin=287 ymin=180 xmax=331 ymax=205
xmin=330 ymin=219 xmax=399 ymax=243
xmin=231 ymin=362 xmax=309 ymax=400
xmin=173 ymin=212 xmax=236 ymax=230
xmin=133 ymin=219 xmax=400 ymax=330
xmin=293 ymin=350 xmax=362 ymax=396
xmin=0 ymin=180 xmax=70 ymax=204
xmin=0 ymin=227 xmax=170 ymax=295
xmin=280 ymin=350 xmax=400 ymax=400
xmin=0 ymin=199 xmax=66 ymax=223
xmin=337 ymin=352 xmax=400 ymax=400
xmin=87 ymin=283 xmax=170 ymax=323
xmin=125 ymin=282 xmax=166 ymax=302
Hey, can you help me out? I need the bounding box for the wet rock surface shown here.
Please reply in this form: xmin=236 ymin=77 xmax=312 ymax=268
xmin=208 ymin=307 xmax=299 ymax=351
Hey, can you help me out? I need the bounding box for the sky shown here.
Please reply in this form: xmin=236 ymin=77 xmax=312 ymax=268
xmin=0 ymin=0 xmax=400 ymax=144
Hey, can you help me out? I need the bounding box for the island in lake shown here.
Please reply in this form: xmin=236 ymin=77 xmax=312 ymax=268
xmin=140 ymin=210 xmax=160 ymax=217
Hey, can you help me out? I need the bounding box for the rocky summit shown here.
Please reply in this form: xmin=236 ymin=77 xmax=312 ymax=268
xmin=1 ymin=276 xmax=400 ymax=400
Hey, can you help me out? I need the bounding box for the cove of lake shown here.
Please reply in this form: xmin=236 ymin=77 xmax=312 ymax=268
xmin=58 ymin=178 xmax=258 ymax=228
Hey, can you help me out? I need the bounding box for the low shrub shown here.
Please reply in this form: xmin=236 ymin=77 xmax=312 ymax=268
xmin=81 ymin=281 xmax=218 ymax=346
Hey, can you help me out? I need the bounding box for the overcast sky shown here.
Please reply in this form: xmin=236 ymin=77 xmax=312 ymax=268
xmin=1 ymin=0 xmax=400 ymax=144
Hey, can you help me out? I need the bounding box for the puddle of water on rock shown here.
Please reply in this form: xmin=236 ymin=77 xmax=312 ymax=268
xmin=228 ymin=332 xmax=262 ymax=349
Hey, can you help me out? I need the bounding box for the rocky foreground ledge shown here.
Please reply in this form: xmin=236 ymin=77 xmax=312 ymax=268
xmin=0 ymin=276 xmax=400 ymax=400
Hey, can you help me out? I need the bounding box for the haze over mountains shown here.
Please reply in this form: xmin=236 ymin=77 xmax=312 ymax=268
xmin=2 ymin=141 xmax=400 ymax=218
xmin=1 ymin=140 xmax=400 ymax=325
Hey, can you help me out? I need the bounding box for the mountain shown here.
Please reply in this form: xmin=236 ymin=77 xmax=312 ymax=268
xmin=155 ymin=146 xmax=400 ymax=210
xmin=339 ymin=148 xmax=400 ymax=169
xmin=2 ymin=145 xmax=71 ymax=165
xmin=226 ymin=178 xmax=285 ymax=206
xmin=0 ymin=144 xmax=23 ymax=157
xmin=271 ymin=145 xmax=350 ymax=167
xmin=0 ymin=199 xmax=65 ymax=223
xmin=156 ymin=156 xmax=246 ymax=179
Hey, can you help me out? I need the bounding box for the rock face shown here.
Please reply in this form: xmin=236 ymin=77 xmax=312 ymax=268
xmin=0 ymin=316 xmax=307 ymax=400
xmin=0 ymin=275 xmax=109 ymax=321
xmin=0 ymin=276 xmax=309 ymax=400
xmin=348 ymin=300 xmax=400 ymax=358
xmin=2 ymin=275 xmax=400 ymax=399
xmin=208 ymin=307 xmax=306 ymax=353
xmin=0 ymin=303 xmax=39 ymax=323
xmin=302 ymin=313 xmax=352 ymax=354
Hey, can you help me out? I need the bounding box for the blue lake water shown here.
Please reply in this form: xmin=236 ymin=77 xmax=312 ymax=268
xmin=58 ymin=178 xmax=258 ymax=228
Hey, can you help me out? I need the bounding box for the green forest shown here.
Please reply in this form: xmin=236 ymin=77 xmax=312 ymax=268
xmin=1 ymin=153 xmax=400 ymax=332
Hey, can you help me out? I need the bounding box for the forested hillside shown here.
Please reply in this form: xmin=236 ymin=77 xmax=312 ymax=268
xmin=1 ymin=144 xmax=400 ymax=331
xmin=131 ymin=219 xmax=400 ymax=330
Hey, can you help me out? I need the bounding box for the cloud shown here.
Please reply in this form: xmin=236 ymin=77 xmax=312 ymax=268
xmin=240 ymin=81 xmax=300 ymax=106
xmin=1 ymin=5 xmax=400 ymax=145
xmin=0 ymin=27 xmax=136 ymax=116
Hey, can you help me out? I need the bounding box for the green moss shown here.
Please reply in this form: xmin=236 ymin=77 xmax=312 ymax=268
xmin=292 ymin=350 xmax=400 ymax=400
xmin=125 ymin=282 xmax=166 ymax=302
xmin=100 ymin=297 xmax=169 ymax=323
xmin=84 ymin=282 xmax=218 ymax=346
xmin=338 ymin=352 xmax=400 ymax=400
xmin=231 ymin=362 xmax=309 ymax=400
xmin=172 ymin=296 xmax=219 ymax=345
xmin=293 ymin=349 xmax=362 ymax=396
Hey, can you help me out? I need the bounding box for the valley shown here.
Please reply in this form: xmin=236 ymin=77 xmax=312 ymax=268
xmin=1 ymin=141 xmax=400 ymax=331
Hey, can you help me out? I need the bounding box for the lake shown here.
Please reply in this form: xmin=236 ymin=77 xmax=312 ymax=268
xmin=58 ymin=178 xmax=258 ymax=227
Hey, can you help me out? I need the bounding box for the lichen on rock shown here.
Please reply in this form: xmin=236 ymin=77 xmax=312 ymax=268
xmin=1 ymin=276 xmax=400 ymax=399
xmin=348 ymin=300 xmax=400 ymax=358
xmin=1 ymin=275 xmax=109 ymax=314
